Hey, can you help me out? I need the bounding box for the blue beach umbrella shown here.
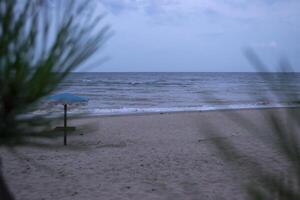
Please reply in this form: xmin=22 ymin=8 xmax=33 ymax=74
xmin=48 ymin=93 xmax=88 ymax=105
xmin=47 ymin=93 xmax=88 ymax=145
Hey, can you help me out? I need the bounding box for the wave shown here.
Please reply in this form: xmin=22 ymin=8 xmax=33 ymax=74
xmin=25 ymin=103 xmax=300 ymax=119
xmin=72 ymin=79 xmax=194 ymax=87
xmin=63 ymin=103 xmax=300 ymax=116
xmin=96 ymin=80 xmax=161 ymax=85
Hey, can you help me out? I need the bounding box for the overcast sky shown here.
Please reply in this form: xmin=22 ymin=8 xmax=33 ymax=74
xmin=84 ymin=0 xmax=300 ymax=72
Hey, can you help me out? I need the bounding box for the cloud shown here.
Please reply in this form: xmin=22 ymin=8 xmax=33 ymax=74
xmin=99 ymin=0 xmax=298 ymax=19
xmin=253 ymin=41 xmax=278 ymax=49
xmin=99 ymin=0 xmax=137 ymax=14
xmin=94 ymin=0 xmax=300 ymax=72
xmin=269 ymin=41 xmax=278 ymax=48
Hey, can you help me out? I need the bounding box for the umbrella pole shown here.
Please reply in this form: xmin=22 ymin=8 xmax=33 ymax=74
xmin=64 ymin=104 xmax=67 ymax=146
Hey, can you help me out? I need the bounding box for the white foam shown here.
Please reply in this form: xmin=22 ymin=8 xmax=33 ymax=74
xmin=84 ymin=103 xmax=300 ymax=116
xmin=23 ymin=103 xmax=300 ymax=118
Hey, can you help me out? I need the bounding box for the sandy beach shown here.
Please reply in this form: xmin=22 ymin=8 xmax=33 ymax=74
xmin=0 ymin=108 xmax=296 ymax=200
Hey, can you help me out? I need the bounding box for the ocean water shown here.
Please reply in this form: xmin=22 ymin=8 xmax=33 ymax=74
xmin=37 ymin=72 xmax=300 ymax=116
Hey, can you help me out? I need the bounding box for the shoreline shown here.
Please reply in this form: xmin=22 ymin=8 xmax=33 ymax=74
xmin=68 ymin=104 xmax=300 ymax=119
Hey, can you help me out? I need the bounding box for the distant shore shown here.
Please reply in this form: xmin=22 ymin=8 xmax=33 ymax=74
xmin=1 ymin=107 xmax=297 ymax=200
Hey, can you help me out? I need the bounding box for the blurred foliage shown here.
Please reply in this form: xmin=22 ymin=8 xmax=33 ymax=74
xmin=0 ymin=0 xmax=109 ymax=199
xmin=0 ymin=0 xmax=110 ymax=147
xmin=210 ymin=49 xmax=300 ymax=199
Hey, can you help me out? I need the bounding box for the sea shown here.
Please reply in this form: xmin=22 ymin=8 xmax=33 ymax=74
xmin=36 ymin=72 xmax=300 ymax=116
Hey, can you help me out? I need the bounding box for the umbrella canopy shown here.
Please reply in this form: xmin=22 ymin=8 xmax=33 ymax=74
xmin=47 ymin=93 xmax=88 ymax=105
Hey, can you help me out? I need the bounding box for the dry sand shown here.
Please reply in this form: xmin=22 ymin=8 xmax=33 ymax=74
xmin=0 ymin=108 xmax=297 ymax=200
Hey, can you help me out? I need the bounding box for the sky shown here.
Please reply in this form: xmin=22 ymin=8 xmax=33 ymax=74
xmin=83 ymin=0 xmax=300 ymax=72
